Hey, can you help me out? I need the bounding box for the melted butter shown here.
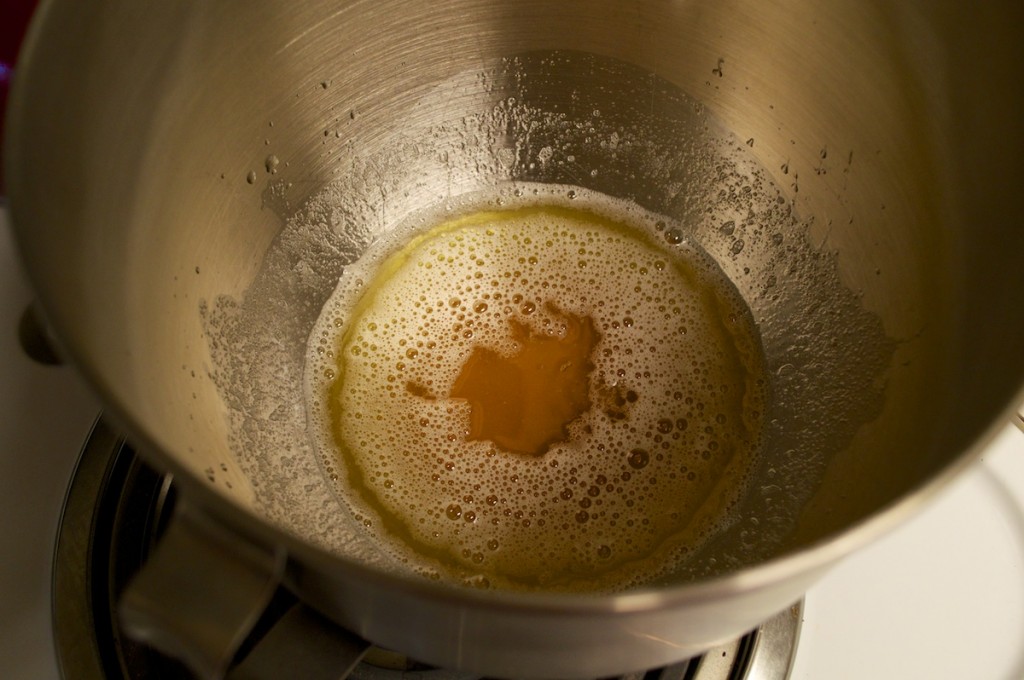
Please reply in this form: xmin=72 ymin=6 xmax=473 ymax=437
xmin=449 ymin=305 xmax=598 ymax=457
xmin=307 ymin=191 xmax=768 ymax=592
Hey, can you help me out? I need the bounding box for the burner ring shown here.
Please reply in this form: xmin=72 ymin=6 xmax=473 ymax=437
xmin=52 ymin=417 xmax=802 ymax=680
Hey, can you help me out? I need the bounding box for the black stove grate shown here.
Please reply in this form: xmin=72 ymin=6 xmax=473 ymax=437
xmin=53 ymin=418 xmax=800 ymax=680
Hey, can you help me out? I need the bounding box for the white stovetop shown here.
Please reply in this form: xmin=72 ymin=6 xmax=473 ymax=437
xmin=1 ymin=209 xmax=1022 ymax=680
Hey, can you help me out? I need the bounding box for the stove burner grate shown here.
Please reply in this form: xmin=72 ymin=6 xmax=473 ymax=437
xmin=53 ymin=418 xmax=801 ymax=680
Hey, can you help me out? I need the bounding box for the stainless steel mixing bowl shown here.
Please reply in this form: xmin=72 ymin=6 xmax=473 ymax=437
xmin=5 ymin=1 xmax=1024 ymax=677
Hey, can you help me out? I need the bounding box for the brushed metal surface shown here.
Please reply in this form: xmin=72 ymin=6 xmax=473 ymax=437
xmin=7 ymin=1 xmax=1024 ymax=677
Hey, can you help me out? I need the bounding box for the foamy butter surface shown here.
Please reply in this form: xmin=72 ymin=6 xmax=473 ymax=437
xmin=306 ymin=186 xmax=767 ymax=592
